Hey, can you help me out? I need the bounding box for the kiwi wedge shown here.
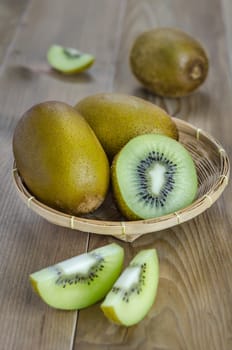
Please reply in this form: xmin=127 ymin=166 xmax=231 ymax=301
xmin=30 ymin=243 xmax=124 ymax=310
xmin=101 ymin=249 xmax=159 ymax=326
xmin=130 ymin=27 xmax=209 ymax=97
xmin=112 ymin=134 xmax=198 ymax=220
xmin=47 ymin=45 xmax=94 ymax=74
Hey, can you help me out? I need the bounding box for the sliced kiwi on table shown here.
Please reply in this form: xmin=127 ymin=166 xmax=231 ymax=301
xmin=47 ymin=44 xmax=95 ymax=74
xmin=30 ymin=243 xmax=124 ymax=310
xmin=101 ymin=249 xmax=159 ymax=326
xmin=112 ymin=134 xmax=198 ymax=220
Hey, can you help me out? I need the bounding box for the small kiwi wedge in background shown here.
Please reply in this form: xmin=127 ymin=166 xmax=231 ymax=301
xmin=101 ymin=249 xmax=159 ymax=326
xmin=75 ymin=93 xmax=178 ymax=159
xmin=130 ymin=27 xmax=209 ymax=97
xmin=13 ymin=101 xmax=110 ymax=215
xmin=30 ymin=243 xmax=124 ymax=310
xmin=112 ymin=134 xmax=198 ymax=220
xmin=47 ymin=45 xmax=95 ymax=74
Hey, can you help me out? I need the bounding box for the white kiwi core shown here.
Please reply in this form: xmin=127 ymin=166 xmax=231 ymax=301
xmin=101 ymin=249 xmax=159 ymax=326
xmin=149 ymin=163 xmax=166 ymax=195
xmin=30 ymin=243 xmax=124 ymax=310
xmin=114 ymin=134 xmax=198 ymax=219
xmin=57 ymin=253 xmax=98 ymax=275
xmin=114 ymin=266 xmax=141 ymax=290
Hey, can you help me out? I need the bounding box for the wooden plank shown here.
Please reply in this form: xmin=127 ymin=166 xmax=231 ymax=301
xmin=1 ymin=0 xmax=232 ymax=349
xmin=75 ymin=0 xmax=232 ymax=349
xmin=0 ymin=0 xmax=125 ymax=349
xmin=222 ymin=0 xmax=232 ymax=80
xmin=0 ymin=0 xmax=29 ymax=66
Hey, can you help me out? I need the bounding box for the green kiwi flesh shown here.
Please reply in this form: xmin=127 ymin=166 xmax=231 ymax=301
xmin=101 ymin=249 xmax=159 ymax=326
xmin=112 ymin=134 xmax=198 ymax=220
xmin=47 ymin=45 xmax=94 ymax=74
xmin=30 ymin=243 xmax=124 ymax=310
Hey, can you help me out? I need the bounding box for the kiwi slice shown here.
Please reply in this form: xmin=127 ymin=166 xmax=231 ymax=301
xmin=112 ymin=134 xmax=198 ymax=220
xmin=47 ymin=44 xmax=95 ymax=74
xmin=30 ymin=243 xmax=124 ymax=310
xmin=101 ymin=249 xmax=159 ymax=326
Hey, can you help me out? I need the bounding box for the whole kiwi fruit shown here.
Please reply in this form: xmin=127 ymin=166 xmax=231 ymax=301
xmin=13 ymin=101 xmax=110 ymax=215
xmin=130 ymin=27 xmax=209 ymax=97
xmin=75 ymin=93 xmax=178 ymax=159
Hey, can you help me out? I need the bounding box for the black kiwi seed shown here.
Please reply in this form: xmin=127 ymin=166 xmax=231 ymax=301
xmin=63 ymin=48 xmax=82 ymax=59
xmin=113 ymin=264 xmax=147 ymax=303
xmin=54 ymin=254 xmax=105 ymax=287
xmin=135 ymin=151 xmax=176 ymax=208
xmin=113 ymin=134 xmax=198 ymax=219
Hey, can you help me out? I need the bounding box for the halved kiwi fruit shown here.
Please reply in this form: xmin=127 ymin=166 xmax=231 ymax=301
xmin=112 ymin=134 xmax=198 ymax=220
xmin=30 ymin=243 xmax=124 ymax=310
xmin=101 ymin=249 xmax=159 ymax=326
xmin=47 ymin=45 xmax=95 ymax=74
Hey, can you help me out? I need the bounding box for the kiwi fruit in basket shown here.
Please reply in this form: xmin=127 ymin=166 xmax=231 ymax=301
xmin=75 ymin=93 xmax=178 ymax=159
xmin=30 ymin=243 xmax=124 ymax=310
xmin=13 ymin=101 xmax=109 ymax=215
xmin=130 ymin=27 xmax=209 ymax=97
xmin=112 ymin=134 xmax=198 ymax=220
xmin=101 ymin=248 xmax=159 ymax=326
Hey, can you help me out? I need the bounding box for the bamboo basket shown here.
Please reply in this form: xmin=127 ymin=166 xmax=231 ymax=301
xmin=12 ymin=118 xmax=230 ymax=242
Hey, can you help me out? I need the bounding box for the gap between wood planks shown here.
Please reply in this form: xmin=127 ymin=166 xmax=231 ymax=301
xmin=69 ymin=2 xmax=128 ymax=347
xmin=0 ymin=0 xmax=31 ymax=77
xmin=69 ymin=232 xmax=90 ymax=350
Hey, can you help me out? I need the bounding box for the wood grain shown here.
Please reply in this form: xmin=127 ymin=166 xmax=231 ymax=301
xmin=0 ymin=0 xmax=125 ymax=349
xmin=222 ymin=0 xmax=232 ymax=83
xmin=0 ymin=0 xmax=232 ymax=349
xmin=0 ymin=0 xmax=29 ymax=66
xmin=75 ymin=0 xmax=232 ymax=349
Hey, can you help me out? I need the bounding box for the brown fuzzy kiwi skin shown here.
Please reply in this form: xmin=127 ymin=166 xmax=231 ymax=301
xmin=75 ymin=93 xmax=179 ymax=160
xmin=13 ymin=101 xmax=110 ymax=216
xmin=130 ymin=27 xmax=209 ymax=98
xmin=111 ymin=154 xmax=140 ymax=221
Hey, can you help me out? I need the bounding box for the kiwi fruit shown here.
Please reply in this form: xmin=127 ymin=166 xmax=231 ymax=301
xmin=13 ymin=101 xmax=110 ymax=215
xmin=101 ymin=249 xmax=159 ymax=326
xmin=130 ymin=27 xmax=209 ymax=97
xmin=112 ymin=134 xmax=198 ymax=220
xmin=75 ymin=93 xmax=178 ymax=159
xmin=47 ymin=45 xmax=95 ymax=74
xmin=30 ymin=243 xmax=124 ymax=310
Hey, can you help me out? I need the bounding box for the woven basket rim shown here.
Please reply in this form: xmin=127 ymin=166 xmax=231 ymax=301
xmin=12 ymin=118 xmax=230 ymax=242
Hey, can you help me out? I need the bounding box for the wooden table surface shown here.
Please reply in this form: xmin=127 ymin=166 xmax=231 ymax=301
xmin=1 ymin=0 xmax=232 ymax=349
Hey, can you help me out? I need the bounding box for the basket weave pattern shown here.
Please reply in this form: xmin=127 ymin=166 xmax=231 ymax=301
xmin=13 ymin=118 xmax=230 ymax=242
